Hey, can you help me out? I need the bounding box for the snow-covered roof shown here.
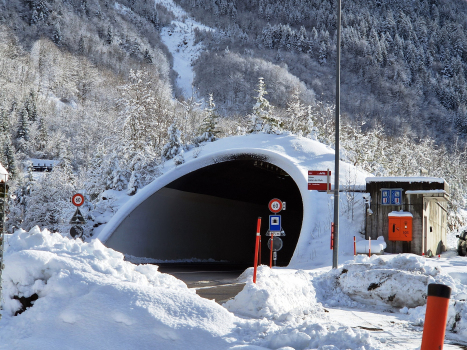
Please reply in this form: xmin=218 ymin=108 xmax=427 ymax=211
xmin=388 ymin=211 xmax=413 ymax=217
xmin=405 ymin=190 xmax=447 ymax=195
xmin=366 ymin=176 xmax=445 ymax=183
xmin=0 ymin=162 xmax=8 ymax=181
xmin=29 ymin=159 xmax=59 ymax=167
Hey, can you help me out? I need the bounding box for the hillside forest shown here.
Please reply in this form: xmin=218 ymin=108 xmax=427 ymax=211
xmin=0 ymin=0 xmax=466 ymax=236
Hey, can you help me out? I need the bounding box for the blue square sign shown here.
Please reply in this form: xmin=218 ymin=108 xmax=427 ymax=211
xmin=269 ymin=215 xmax=281 ymax=232
xmin=381 ymin=189 xmax=402 ymax=205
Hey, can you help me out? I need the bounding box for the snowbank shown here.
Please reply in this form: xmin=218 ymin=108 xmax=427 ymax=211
xmin=0 ymin=227 xmax=237 ymax=350
xmin=315 ymin=254 xmax=457 ymax=309
xmin=0 ymin=227 xmax=384 ymax=350
xmin=224 ymin=266 xmax=323 ymax=321
xmin=356 ymin=236 xmax=387 ymax=254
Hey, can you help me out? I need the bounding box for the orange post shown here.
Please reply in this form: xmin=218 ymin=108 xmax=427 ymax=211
xmin=258 ymin=236 xmax=261 ymax=265
xmin=353 ymin=236 xmax=356 ymax=256
xmin=253 ymin=217 xmax=261 ymax=284
xmin=421 ymin=284 xmax=451 ymax=350
xmin=331 ymin=223 xmax=335 ymax=250
xmin=269 ymin=234 xmax=274 ymax=268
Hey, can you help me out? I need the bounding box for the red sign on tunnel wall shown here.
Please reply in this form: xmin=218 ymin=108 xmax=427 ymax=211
xmin=308 ymin=170 xmax=331 ymax=191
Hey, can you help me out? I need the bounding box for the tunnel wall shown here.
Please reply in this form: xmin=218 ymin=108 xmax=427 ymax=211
xmin=97 ymin=147 xmax=312 ymax=266
xmin=106 ymin=187 xmax=268 ymax=263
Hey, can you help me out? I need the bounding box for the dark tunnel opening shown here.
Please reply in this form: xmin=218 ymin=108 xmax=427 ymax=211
xmin=106 ymin=156 xmax=304 ymax=266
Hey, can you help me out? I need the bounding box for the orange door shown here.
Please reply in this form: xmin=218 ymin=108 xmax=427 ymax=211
xmin=389 ymin=216 xmax=412 ymax=241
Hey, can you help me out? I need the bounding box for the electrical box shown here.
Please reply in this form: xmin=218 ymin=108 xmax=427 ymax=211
xmin=388 ymin=212 xmax=413 ymax=241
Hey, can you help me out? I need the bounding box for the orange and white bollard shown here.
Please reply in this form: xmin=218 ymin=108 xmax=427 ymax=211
xmin=269 ymin=234 xmax=274 ymax=268
xmin=253 ymin=217 xmax=261 ymax=284
xmin=420 ymin=283 xmax=451 ymax=350
xmin=353 ymin=236 xmax=356 ymax=256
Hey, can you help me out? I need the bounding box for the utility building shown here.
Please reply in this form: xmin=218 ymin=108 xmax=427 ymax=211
xmin=365 ymin=177 xmax=449 ymax=256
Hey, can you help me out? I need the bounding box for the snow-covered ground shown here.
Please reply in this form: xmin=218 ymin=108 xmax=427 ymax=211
xmin=2 ymin=134 xmax=467 ymax=349
xmin=156 ymin=0 xmax=213 ymax=98
xmin=2 ymin=227 xmax=467 ymax=349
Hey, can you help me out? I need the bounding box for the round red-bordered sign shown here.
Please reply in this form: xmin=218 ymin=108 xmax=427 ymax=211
xmin=72 ymin=193 xmax=85 ymax=207
xmin=268 ymin=198 xmax=283 ymax=213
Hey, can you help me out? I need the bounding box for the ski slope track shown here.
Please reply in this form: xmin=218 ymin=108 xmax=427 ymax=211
xmin=157 ymin=0 xmax=212 ymax=98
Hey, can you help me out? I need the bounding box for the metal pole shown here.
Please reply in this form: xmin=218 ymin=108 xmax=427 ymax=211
xmin=333 ymin=0 xmax=342 ymax=269
xmin=0 ymin=179 xmax=7 ymax=319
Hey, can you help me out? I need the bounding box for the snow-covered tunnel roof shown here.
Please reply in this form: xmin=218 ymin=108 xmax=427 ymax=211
xmin=96 ymin=134 xmax=369 ymax=265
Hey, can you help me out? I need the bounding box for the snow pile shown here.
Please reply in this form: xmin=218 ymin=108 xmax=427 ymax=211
xmin=261 ymin=321 xmax=379 ymax=350
xmin=0 ymin=227 xmax=237 ymax=350
xmin=318 ymin=254 xmax=457 ymax=309
xmin=224 ymin=266 xmax=324 ymax=321
xmin=356 ymin=236 xmax=387 ymax=254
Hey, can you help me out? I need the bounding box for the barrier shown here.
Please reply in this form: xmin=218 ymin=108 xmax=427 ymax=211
xmin=269 ymin=234 xmax=274 ymax=268
xmin=420 ymin=283 xmax=451 ymax=350
xmin=330 ymin=223 xmax=334 ymax=250
xmin=253 ymin=217 xmax=261 ymax=283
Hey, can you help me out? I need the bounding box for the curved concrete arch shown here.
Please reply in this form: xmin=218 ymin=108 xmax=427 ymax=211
xmin=97 ymin=148 xmax=310 ymax=265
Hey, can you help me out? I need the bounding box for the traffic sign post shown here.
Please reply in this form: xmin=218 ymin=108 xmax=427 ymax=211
xmin=269 ymin=215 xmax=281 ymax=232
xmin=308 ymin=170 xmax=331 ymax=191
xmin=308 ymin=170 xmax=337 ymax=268
xmin=267 ymin=198 xmax=286 ymax=267
xmin=268 ymin=237 xmax=283 ymax=267
xmin=268 ymin=198 xmax=283 ymax=213
xmin=70 ymin=194 xmax=86 ymax=240
xmin=72 ymin=193 xmax=84 ymax=207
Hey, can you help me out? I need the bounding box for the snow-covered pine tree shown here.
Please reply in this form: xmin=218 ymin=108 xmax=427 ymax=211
xmin=16 ymin=108 xmax=30 ymax=142
xmin=24 ymin=90 xmax=38 ymax=122
xmin=194 ymin=93 xmax=219 ymax=144
xmin=248 ymin=77 xmax=282 ymax=134
xmin=23 ymin=158 xmax=76 ymax=232
xmin=161 ymin=123 xmax=184 ymax=165
xmin=4 ymin=140 xmax=17 ymax=179
xmin=286 ymin=88 xmax=307 ymax=136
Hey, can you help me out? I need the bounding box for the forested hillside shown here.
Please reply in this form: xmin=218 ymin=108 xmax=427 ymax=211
xmin=0 ymin=0 xmax=466 ymax=236
xmin=180 ymin=0 xmax=467 ymax=141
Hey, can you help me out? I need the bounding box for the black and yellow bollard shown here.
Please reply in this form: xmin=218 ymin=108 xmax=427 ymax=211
xmin=420 ymin=283 xmax=451 ymax=350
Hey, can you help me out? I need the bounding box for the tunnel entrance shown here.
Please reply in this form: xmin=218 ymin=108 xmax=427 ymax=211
xmin=105 ymin=156 xmax=303 ymax=266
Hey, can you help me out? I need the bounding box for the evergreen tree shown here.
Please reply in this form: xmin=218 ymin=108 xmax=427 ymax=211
xmin=194 ymin=93 xmax=219 ymax=144
xmin=248 ymin=77 xmax=282 ymax=134
xmin=4 ymin=141 xmax=17 ymax=179
xmin=52 ymin=23 xmax=62 ymax=45
xmin=161 ymin=123 xmax=184 ymax=165
xmin=286 ymin=88 xmax=307 ymax=135
xmin=24 ymin=90 xmax=37 ymax=122
xmin=106 ymin=26 xmax=113 ymax=45
xmin=16 ymin=108 xmax=30 ymax=153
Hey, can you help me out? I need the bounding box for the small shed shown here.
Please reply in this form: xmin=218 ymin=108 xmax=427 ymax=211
xmin=365 ymin=177 xmax=449 ymax=256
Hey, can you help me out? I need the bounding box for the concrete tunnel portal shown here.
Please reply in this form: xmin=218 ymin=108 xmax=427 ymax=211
xmin=105 ymin=156 xmax=304 ymax=266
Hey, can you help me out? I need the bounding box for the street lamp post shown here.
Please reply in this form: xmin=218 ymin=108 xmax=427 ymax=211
xmin=0 ymin=168 xmax=9 ymax=319
xmin=333 ymin=0 xmax=342 ymax=269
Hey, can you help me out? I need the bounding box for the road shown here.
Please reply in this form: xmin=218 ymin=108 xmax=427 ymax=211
xmin=157 ymin=263 xmax=248 ymax=304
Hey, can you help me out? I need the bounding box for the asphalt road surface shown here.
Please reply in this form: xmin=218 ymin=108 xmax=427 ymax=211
xmin=157 ymin=263 xmax=249 ymax=304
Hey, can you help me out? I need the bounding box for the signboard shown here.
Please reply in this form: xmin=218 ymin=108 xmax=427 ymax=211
xmin=72 ymin=193 xmax=84 ymax=207
xmin=269 ymin=215 xmax=281 ymax=232
xmin=69 ymin=208 xmax=86 ymax=225
xmin=267 ymin=237 xmax=283 ymax=252
xmin=268 ymin=198 xmax=283 ymax=213
xmin=308 ymin=170 xmax=331 ymax=191
xmin=381 ymin=189 xmax=402 ymax=205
